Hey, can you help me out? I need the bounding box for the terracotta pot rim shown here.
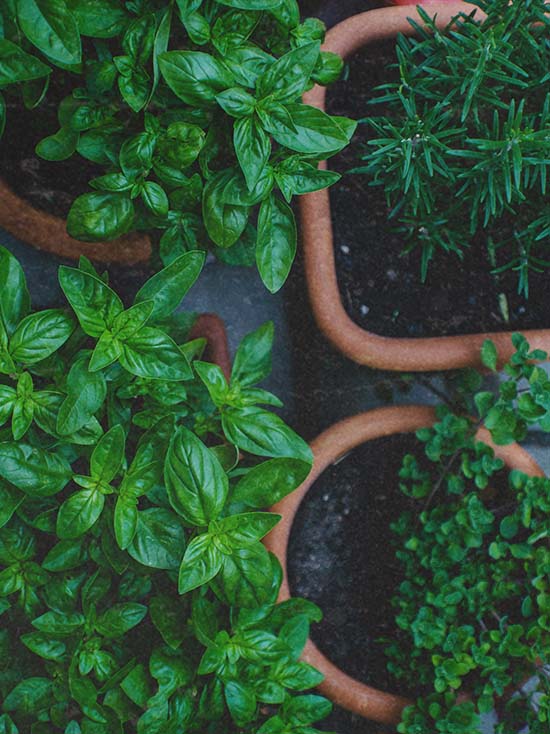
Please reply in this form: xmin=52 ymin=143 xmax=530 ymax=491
xmin=264 ymin=404 xmax=544 ymax=725
xmin=0 ymin=175 xmax=151 ymax=264
xmin=189 ymin=312 xmax=232 ymax=380
xmin=300 ymin=2 xmax=550 ymax=371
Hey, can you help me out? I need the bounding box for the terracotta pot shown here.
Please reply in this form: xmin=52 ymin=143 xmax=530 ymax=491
xmin=300 ymin=2 xmax=550 ymax=371
xmin=264 ymin=404 xmax=544 ymax=726
xmin=0 ymin=177 xmax=151 ymax=264
xmin=189 ymin=313 xmax=232 ymax=379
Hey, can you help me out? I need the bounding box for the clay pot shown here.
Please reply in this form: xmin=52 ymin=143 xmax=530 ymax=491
xmin=189 ymin=313 xmax=232 ymax=379
xmin=264 ymin=404 xmax=544 ymax=726
xmin=300 ymin=2 xmax=550 ymax=371
xmin=0 ymin=177 xmax=151 ymax=264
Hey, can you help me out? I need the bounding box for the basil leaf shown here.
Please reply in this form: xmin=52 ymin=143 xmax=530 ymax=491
xmin=120 ymin=327 xmax=192 ymax=381
xmin=67 ymin=192 xmax=135 ymax=241
xmin=222 ymin=407 xmax=312 ymax=462
xmin=159 ymin=50 xmax=234 ymax=107
xmin=165 ymin=426 xmax=228 ymax=526
xmin=91 ymin=424 xmax=125 ymax=482
xmin=257 ymin=42 xmax=319 ymax=103
xmin=256 ymin=195 xmax=296 ymax=293
xmin=231 ymin=458 xmax=310 ymax=508
xmin=16 ymin=0 xmax=81 ymax=66
xmin=234 ymin=116 xmax=271 ymax=191
xmin=216 ymin=543 xmax=274 ymax=607
xmin=68 ymin=0 xmax=128 ymax=38
xmin=56 ymin=488 xmax=105 ymax=538
xmin=263 ymin=103 xmax=355 ymax=155
xmin=0 ymin=482 xmax=25 ymax=529
xmin=0 ymin=443 xmax=72 ymax=496
xmin=231 ymin=321 xmax=273 ymax=387
xmin=216 ymin=0 xmax=280 ymax=8
xmin=9 ymin=309 xmax=74 ymax=364
xmin=57 ymin=354 xmax=107 ymax=435
xmin=134 ymin=251 xmax=205 ymax=320
xmin=0 ymin=245 xmax=31 ymax=336
xmin=95 ymin=602 xmax=147 ymax=638
xmin=178 ymin=533 xmax=223 ymax=594
xmin=59 ymin=266 xmax=123 ymax=337
xmin=20 ymin=632 xmax=66 ymax=661
xmin=0 ymin=39 xmax=51 ymax=86
xmin=3 ymin=677 xmax=53 ymax=714
xmin=203 ymin=169 xmax=249 ymax=248
xmin=128 ymin=508 xmax=187 ymax=569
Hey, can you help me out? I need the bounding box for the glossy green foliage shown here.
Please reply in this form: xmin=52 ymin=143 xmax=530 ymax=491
xmin=356 ymin=0 xmax=550 ymax=296
xmin=0 ymin=0 xmax=353 ymax=291
xmin=0 ymin=244 xmax=331 ymax=733
xmin=390 ymin=336 xmax=550 ymax=733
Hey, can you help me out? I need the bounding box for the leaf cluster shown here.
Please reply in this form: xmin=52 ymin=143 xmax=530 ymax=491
xmin=355 ymin=0 xmax=550 ymax=295
xmin=390 ymin=336 xmax=550 ymax=733
xmin=0 ymin=245 xmax=332 ymax=733
xmin=0 ymin=0 xmax=354 ymax=291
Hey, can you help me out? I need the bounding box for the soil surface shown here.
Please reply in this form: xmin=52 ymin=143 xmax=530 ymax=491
xmin=1 ymin=78 xmax=101 ymax=219
xmin=288 ymin=433 xmax=421 ymax=734
xmin=326 ymin=41 xmax=550 ymax=339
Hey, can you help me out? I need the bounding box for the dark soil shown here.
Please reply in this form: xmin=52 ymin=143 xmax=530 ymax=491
xmin=288 ymin=433 xmax=421 ymax=734
xmin=327 ymin=42 xmax=550 ymax=339
xmin=1 ymin=79 xmax=101 ymax=219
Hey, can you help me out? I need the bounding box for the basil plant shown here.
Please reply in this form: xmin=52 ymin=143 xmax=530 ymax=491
xmin=0 ymin=0 xmax=355 ymax=292
xmin=0 ymin=245 xmax=332 ymax=733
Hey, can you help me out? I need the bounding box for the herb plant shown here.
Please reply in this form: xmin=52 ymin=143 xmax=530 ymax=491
xmin=0 ymin=0 xmax=353 ymax=292
xmin=389 ymin=335 xmax=550 ymax=733
xmin=0 ymin=244 xmax=332 ymax=733
xmin=355 ymin=0 xmax=550 ymax=296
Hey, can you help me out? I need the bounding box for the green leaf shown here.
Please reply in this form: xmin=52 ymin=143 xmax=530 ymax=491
xmin=3 ymin=677 xmax=53 ymax=714
xmin=222 ymin=407 xmax=312 ymax=462
xmin=216 ymin=542 xmax=274 ymax=607
xmin=56 ymin=489 xmax=105 ymax=538
xmin=216 ymin=512 xmax=280 ymax=544
xmin=234 ymin=116 xmax=271 ymax=191
xmin=57 ymin=354 xmax=107 ymax=435
xmin=59 ymin=266 xmax=123 ymax=337
xmin=69 ymin=0 xmax=128 ymax=38
xmin=32 ymin=610 xmax=85 ymax=635
xmin=0 ymin=482 xmax=25 ymax=528
xmin=165 ymin=426 xmax=229 ymax=526
xmin=216 ymin=0 xmax=280 ymax=7
xmin=178 ymin=533 xmax=223 ymax=594
xmin=0 ymin=245 xmax=30 ymax=336
xmin=128 ymin=508 xmax=187 ymax=569
xmin=42 ymin=537 xmax=87 ymax=571
xmin=142 ymin=181 xmax=169 ymax=217
xmin=231 ymin=458 xmax=310 ymax=508
xmin=95 ymin=603 xmax=147 ymax=638
xmin=203 ymin=170 xmax=249 ymax=249
xmin=0 ymin=443 xmax=72 ymax=496
xmin=21 ymin=632 xmax=66 ymax=661
xmin=67 ymin=192 xmax=135 ymax=241
xmin=256 ymin=195 xmax=296 ymax=293
xmin=481 ymin=339 xmax=498 ymax=371
xmin=91 ymin=424 xmax=125 ymax=482
xmin=134 ymin=251 xmax=205 ymax=320
xmin=257 ymin=42 xmax=319 ymax=103
xmin=35 ymin=126 xmax=78 ymax=161
xmin=159 ymin=50 xmax=234 ymax=107
xmin=231 ymin=321 xmax=274 ymax=387
xmin=120 ymin=327 xmax=192 ymax=381
xmin=194 ymin=361 xmax=229 ymax=405
xmin=0 ymin=39 xmax=51 ymax=86
xmin=225 ymin=681 xmax=257 ymax=725
xmin=263 ymin=103 xmax=354 ymax=155
xmin=9 ymin=309 xmax=74 ymax=364
xmin=16 ymin=0 xmax=81 ymax=65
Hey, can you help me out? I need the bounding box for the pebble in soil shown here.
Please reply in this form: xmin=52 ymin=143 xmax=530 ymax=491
xmin=326 ymin=42 xmax=550 ymax=340
xmin=288 ymin=433 xmax=421 ymax=734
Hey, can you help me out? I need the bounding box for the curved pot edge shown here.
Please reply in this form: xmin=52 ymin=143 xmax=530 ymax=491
xmin=189 ymin=313 xmax=232 ymax=380
xmin=300 ymin=3 xmax=550 ymax=371
xmin=0 ymin=176 xmax=152 ymax=265
xmin=264 ymin=404 xmax=544 ymax=725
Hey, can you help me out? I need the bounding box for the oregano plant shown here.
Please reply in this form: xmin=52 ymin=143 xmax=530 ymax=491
xmin=389 ymin=335 xmax=550 ymax=733
xmin=0 ymin=0 xmax=354 ymax=291
xmin=355 ymin=0 xmax=550 ymax=296
xmin=0 ymin=244 xmax=333 ymax=733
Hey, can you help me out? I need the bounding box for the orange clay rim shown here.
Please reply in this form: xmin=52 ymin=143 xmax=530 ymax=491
xmin=300 ymin=2 xmax=550 ymax=371
xmin=264 ymin=404 xmax=545 ymax=726
xmin=0 ymin=177 xmax=151 ymax=264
